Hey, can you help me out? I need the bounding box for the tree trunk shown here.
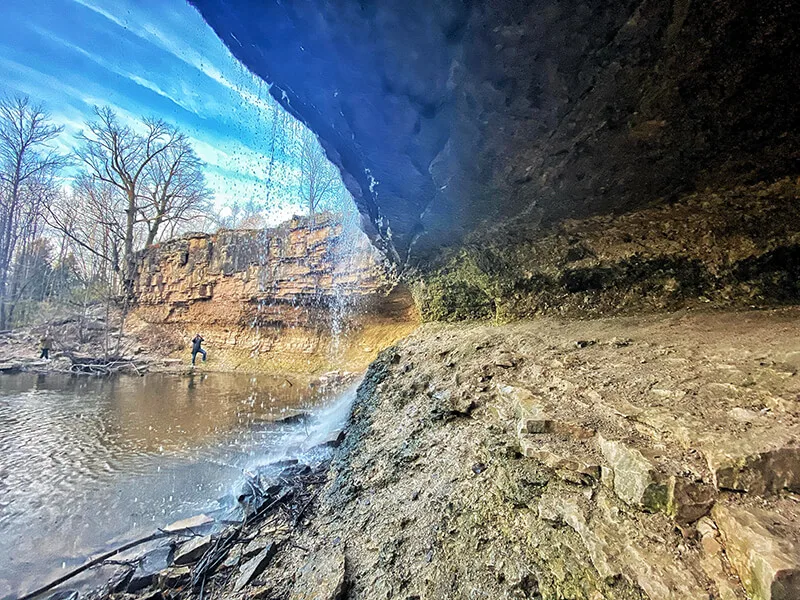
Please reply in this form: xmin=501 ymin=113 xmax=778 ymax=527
xmin=122 ymin=190 xmax=137 ymax=299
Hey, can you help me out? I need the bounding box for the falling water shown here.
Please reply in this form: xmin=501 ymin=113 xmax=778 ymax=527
xmin=327 ymin=209 xmax=367 ymax=357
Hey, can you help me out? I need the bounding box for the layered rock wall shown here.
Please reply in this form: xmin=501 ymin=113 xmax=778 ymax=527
xmin=130 ymin=215 xmax=418 ymax=373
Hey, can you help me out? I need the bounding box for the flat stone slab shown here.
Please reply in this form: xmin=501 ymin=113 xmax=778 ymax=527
xmin=500 ymin=383 xmax=594 ymax=439
xmin=703 ymin=432 xmax=800 ymax=495
xmin=713 ymin=501 xmax=800 ymax=600
xmin=243 ymin=536 xmax=271 ymax=559
xmin=158 ymin=566 xmax=191 ymax=588
xmin=173 ymin=534 xmax=213 ymax=565
xmin=163 ymin=513 xmax=214 ymax=532
xmin=233 ymin=541 xmax=277 ymax=591
xmin=128 ymin=545 xmax=174 ymax=593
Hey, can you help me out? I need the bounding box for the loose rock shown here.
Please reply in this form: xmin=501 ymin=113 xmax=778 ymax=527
xmin=233 ymin=542 xmax=277 ymax=592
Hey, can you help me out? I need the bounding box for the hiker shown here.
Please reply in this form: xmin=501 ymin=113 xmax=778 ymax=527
xmin=39 ymin=330 xmax=53 ymax=360
xmin=191 ymin=333 xmax=207 ymax=366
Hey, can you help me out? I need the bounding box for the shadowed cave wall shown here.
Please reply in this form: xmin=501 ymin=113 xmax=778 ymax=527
xmin=189 ymin=0 xmax=800 ymax=320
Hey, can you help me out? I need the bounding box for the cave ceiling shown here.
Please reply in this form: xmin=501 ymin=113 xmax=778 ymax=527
xmin=190 ymin=0 xmax=800 ymax=265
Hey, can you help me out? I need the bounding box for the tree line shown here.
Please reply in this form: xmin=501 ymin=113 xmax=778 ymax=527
xmin=0 ymin=94 xmax=352 ymax=331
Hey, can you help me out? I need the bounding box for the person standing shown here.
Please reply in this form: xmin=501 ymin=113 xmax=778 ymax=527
xmin=191 ymin=333 xmax=207 ymax=366
xmin=39 ymin=330 xmax=53 ymax=360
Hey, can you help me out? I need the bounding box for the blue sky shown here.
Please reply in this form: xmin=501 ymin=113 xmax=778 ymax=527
xmin=0 ymin=0 xmax=311 ymax=222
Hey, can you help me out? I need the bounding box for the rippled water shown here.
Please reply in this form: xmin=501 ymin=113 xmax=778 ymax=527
xmin=0 ymin=372 xmax=348 ymax=597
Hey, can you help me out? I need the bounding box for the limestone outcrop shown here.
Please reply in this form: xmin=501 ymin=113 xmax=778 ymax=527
xmin=294 ymin=309 xmax=800 ymax=600
xmin=110 ymin=309 xmax=800 ymax=600
xmin=130 ymin=214 xmax=418 ymax=373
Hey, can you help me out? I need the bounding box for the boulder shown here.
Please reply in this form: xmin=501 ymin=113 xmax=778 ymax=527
xmin=667 ymin=477 xmax=716 ymax=525
xmin=713 ymin=501 xmax=800 ymax=600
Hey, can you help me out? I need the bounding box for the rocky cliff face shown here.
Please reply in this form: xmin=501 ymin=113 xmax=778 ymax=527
xmin=130 ymin=215 xmax=418 ymax=373
xmin=190 ymin=0 xmax=799 ymax=266
xmin=415 ymin=177 xmax=800 ymax=321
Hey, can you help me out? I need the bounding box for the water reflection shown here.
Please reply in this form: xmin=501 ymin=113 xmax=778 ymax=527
xmin=0 ymin=372 xmax=326 ymax=597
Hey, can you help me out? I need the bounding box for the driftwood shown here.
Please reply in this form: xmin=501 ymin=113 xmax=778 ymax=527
xmin=191 ymin=461 xmax=329 ymax=592
xmin=58 ymin=351 xmax=147 ymax=376
xmin=15 ymin=531 xmax=171 ymax=600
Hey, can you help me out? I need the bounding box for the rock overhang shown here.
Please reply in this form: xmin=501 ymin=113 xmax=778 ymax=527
xmin=189 ymin=0 xmax=800 ymax=267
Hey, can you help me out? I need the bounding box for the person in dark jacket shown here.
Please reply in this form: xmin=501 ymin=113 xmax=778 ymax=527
xmin=39 ymin=331 xmax=53 ymax=360
xmin=191 ymin=334 xmax=207 ymax=366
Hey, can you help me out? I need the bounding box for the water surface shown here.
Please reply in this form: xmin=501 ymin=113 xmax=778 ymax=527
xmin=0 ymin=371 xmax=345 ymax=597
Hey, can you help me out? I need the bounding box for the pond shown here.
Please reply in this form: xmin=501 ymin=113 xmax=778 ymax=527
xmin=0 ymin=372 xmax=353 ymax=598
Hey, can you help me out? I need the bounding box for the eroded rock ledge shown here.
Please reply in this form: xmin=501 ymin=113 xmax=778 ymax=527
xmin=414 ymin=178 xmax=800 ymax=322
xmin=130 ymin=214 xmax=418 ymax=373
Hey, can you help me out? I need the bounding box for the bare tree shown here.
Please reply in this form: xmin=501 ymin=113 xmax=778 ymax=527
xmin=299 ymin=128 xmax=343 ymax=217
xmin=141 ymin=135 xmax=211 ymax=245
xmin=47 ymin=175 xmax=125 ymax=277
xmin=74 ymin=106 xmax=211 ymax=294
xmin=46 ymin=184 xmax=125 ymax=356
xmin=0 ymin=95 xmax=65 ymax=328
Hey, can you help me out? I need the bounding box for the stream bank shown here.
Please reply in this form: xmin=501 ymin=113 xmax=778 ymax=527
xmin=83 ymin=307 xmax=799 ymax=600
